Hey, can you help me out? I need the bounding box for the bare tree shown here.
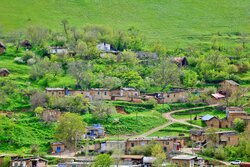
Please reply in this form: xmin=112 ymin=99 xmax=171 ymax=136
xmin=61 ymin=19 xmax=69 ymax=39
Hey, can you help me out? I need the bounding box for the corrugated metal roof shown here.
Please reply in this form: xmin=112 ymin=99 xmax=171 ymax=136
xmin=201 ymin=114 xmax=215 ymax=121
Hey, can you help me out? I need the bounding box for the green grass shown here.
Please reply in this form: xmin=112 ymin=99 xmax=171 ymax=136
xmin=0 ymin=0 xmax=249 ymax=48
xmin=172 ymin=107 xmax=226 ymax=119
xmin=148 ymin=123 xmax=193 ymax=137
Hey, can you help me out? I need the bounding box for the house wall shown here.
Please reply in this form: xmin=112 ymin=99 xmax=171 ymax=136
xmin=227 ymin=113 xmax=247 ymax=124
xmin=46 ymin=90 xmax=65 ymax=97
xmin=205 ymin=118 xmax=220 ymax=128
xmin=171 ymin=159 xmax=194 ymax=167
xmin=0 ymin=71 xmax=9 ymax=77
xmin=220 ymin=134 xmax=239 ymax=146
xmin=89 ymin=90 xmax=111 ymax=100
xmin=0 ymin=47 xmax=5 ymax=55
xmin=41 ymin=109 xmax=61 ymax=122
xmin=190 ymin=135 xmax=205 ymax=143
xmin=162 ymin=92 xmax=189 ymax=103
xmin=0 ymin=157 xmax=4 ymax=167
xmin=220 ymin=119 xmax=230 ymax=128
xmin=51 ymin=144 xmax=65 ymax=153
xmin=125 ymin=138 xmax=184 ymax=154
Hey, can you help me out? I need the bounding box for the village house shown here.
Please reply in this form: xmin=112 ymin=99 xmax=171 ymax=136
xmin=100 ymin=141 xmax=126 ymax=153
xmin=21 ymin=40 xmax=32 ymax=49
xmin=45 ymin=88 xmax=65 ymax=97
xmin=51 ymin=142 xmax=65 ymax=154
xmin=97 ymin=43 xmax=119 ymax=57
xmin=209 ymin=93 xmax=225 ymax=104
xmin=89 ymin=88 xmax=111 ymax=100
xmin=201 ymin=114 xmax=221 ymax=128
xmin=189 ymin=129 xmax=239 ymax=147
xmin=143 ymin=157 xmax=156 ymax=167
xmin=219 ymin=80 xmax=240 ymax=97
xmin=86 ymin=124 xmax=105 ymax=139
xmin=41 ymin=109 xmax=61 ymax=122
xmin=0 ymin=68 xmax=10 ymax=77
xmin=156 ymin=88 xmax=189 ymax=103
xmin=10 ymin=157 xmax=48 ymax=167
xmin=125 ymin=137 xmax=184 ymax=155
xmin=111 ymin=88 xmax=140 ymax=101
xmin=49 ymin=46 xmax=68 ymax=55
xmin=120 ymin=155 xmax=144 ymax=166
xmin=58 ymin=161 xmax=88 ymax=167
xmin=0 ymin=42 xmax=6 ymax=55
xmin=171 ymin=155 xmax=197 ymax=167
xmin=172 ymin=57 xmax=188 ymax=67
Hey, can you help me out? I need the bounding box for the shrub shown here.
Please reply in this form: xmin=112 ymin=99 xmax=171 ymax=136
xmin=14 ymin=57 xmax=25 ymax=64
xmin=27 ymin=58 xmax=36 ymax=65
xmin=154 ymin=104 xmax=171 ymax=113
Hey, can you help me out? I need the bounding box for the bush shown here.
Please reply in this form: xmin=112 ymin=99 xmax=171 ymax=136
xmin=27 ymin=58 xmax=36 ymax=65
xmin=14 ymin=57 xmax=25 ymax=64
xmin=154 ymin=104 xmax=171 ymax=113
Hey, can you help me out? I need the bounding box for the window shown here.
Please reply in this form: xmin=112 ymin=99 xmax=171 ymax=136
xmin=131 ymin=143 xmax=135 ymax=147
xmin=98 ymin=91 xmax=100 ymax=95
xmin=104 ymin=91 xmax=107 ymax=95
xmin=167 ymin=95 xmax=170 ymax=98
xmin=228 ymin=137 xmax=230 ymax=141
xmin=165 ymin=141 xmax=169 ymax=145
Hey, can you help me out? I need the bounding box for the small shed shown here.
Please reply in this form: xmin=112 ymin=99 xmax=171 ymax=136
xmin=0 ymin=68 xmax=10 ymax=77
xmin=51 ymin=142 xmax=65 ymax=154
xmin=172 ymin=57 xmax=188 ymax=67
xmin=0 ymin=42 xmax=6 ymax=55
xmin=21 ymin=40 xmax=32 ymax=49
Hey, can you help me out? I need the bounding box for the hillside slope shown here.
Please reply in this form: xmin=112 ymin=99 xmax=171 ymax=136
xmin=0 ymin=0 xmax=249 ymax=47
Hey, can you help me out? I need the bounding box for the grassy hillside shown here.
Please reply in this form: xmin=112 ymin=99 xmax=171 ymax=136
xmin=0 ymin=0 xmax=249 ymax=48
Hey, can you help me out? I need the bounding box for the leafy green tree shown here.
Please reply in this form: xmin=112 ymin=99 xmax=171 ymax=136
xmin=55 ymin=112 xmax=86 ymax=149
xmin=182 ymin=70 xmax=198 ymax=87
xmin=92 ymin=154 xmax=114 ymax=167
xmin=34 ymin=106 xmax=44 ymax=117
xmin=234 ymin=118 xmax=246 ymax=133
xmin=151 ymin=144 xmax=166 ymax=167
xmin=91 ymin=101 xmax=116 ymax=122
xmin=3 ymin=156 xmax=11 ymax=167
xmin=154 ymin=58 xmax=181 ymax=91
xmin=26 ymin=26 xmax=48 ymax=46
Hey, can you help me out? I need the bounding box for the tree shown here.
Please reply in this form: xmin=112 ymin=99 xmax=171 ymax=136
xmin=34 ymin=106 xmax=44 ymax=117
xmin=55 ymin=113 xmax=86 ymax=149
xmin=92 ymin=154 xmax=114 ymax=167
xmin=151 ymin=144 xmax=166 ymax=167
xmin=91 ymin=101 xmax=116 ymax=122
xmin=30 ymin=91 xmax=48 ymax=109
xmin=182 ymin=70 xmax=198 ymax=87
xmin=7 ymin=30 xmax=23 ymax=53
xmin=61 ymin=19 xmax=69 ymax=39
xmin=205 ymin=128 xmax=219 ymax=146
xmin=26 ymin=26 xmax=48 ymax=46
xmin=154 ymin=58 xmax=181 ymax=91
xmin=234 ymin=118 xmax=246 ymax=133
xmin=68 ymin=61 xmax=93 ymax=89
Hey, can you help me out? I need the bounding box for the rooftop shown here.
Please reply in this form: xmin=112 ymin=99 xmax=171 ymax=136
xmin=46 ymin=88 xmax=65 ymax=91
xmin=0 ymin=68 xmax=10 ymax=73
xmin=172 ymin=155 xmax=197 ymax=160
xmin=121 ymin=155 xmax=144 ymax=159
xmin=221 ymin=80 xmax=239 ymax=86
xmin=128 ymin=137 xmax=176 ymax=141
xmin=211 ymin=93 xmax=225 ymax=99
xmin=201 ymin=114 xmax=216 ymax=121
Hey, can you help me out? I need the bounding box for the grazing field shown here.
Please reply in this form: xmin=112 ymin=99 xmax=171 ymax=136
xmin=0 ymin=0 xmax=249 ymax=48
xmin=148 ymin=123 xmax=193 ymax=137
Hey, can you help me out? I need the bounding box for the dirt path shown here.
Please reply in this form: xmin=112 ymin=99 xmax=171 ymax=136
xmin=134 ymin=104 xmax=218 ymax=138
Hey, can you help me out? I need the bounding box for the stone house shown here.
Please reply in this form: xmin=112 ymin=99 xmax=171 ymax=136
xmin=49 ymin=46 xmax=68 ymax=55
xmin=10 ymin=157 xmax=48 ymax=167
xmin=45 ymin=88 xmax=65 ymax=97
xmin=111 ymin=88 xmax=140 ymax=101
xmin=156 ymin=89 xmax=189 ymax=103
xmin=100 ymin=141 xmax=126 ymax=153
xmin=201 ymin=115 xmax=221 ymax=128
xmin=21 ymin=40 xmax=32 ymax=49
xmin=171 ymin=155 xmax=197 ymax=167
xmin=219 ymin=80 xmax=240 ymax=97
xmin=125 ymin=137 xmax=184 ymax=154
xmin=41 ymin=109 xmax=61 ymax=122
xmin=51 ymin=142 xmax=65 ymax=154
xmin=120 ymin=155 xmax=144 ymax=166
xmin=0 ymin=68 xmax=10 ymax=77
xmin=89 ymin=88 xmax=111 ymax=100
xmin=190 ymin=129 xmax=239 ymax=147
xmin=86 ymin=124 xmax=105 ymax=138
xmin=0 ymin=42 xmax=6 ymax=55
xmin=172 ymin=57 xmax=188 ymax=67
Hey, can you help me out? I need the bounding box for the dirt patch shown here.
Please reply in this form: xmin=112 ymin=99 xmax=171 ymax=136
xmin=115 ymin=106 xmax=127 ymax=115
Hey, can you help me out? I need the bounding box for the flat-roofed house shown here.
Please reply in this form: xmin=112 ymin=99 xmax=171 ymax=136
xmin=51 ymin=142 xmax=65 ymax=154
xmin=10 ymin=157 xmax=48 ymax=167
xmin=111 ymin=88 xmax=140 ymax=102
xmin=125 ymin=137 xmax=184 ymax=155
xmin=46 ymin=88 xmax=65 ymax=97
xmin=156 ymin=88 xmax=189 ymax=103
xmin=171 ymin=155 xmax=197 ymax=167
xmin=89 ymin=88 xmax=111 ymax=100
xmin=49 ymin=46 xmax=68 ymax=55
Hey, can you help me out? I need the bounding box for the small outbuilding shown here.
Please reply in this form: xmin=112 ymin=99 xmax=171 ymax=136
xmin=0 ymin=42 xmax=6 ymax=55
xmin=172 ymin=57 xmax=188 ymax=67
xmin=21 ymin=40 xmax=32 ymax=49
xmin=51 ymin=142 xmax=65 ymax=154
xmin=171 ymin=155 xmax=197 ymax=167
xmin=0 ymin=68 xmax=10 ymax=77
